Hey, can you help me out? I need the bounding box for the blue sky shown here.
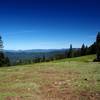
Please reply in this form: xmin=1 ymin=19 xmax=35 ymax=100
xmin=0 ymin=0 xmax=100 ymax=50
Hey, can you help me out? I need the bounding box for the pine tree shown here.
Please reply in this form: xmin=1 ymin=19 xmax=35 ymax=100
xmin=88 ymin=42 xmax=96 ymax=55
xmin=81 ymin=44 xmax=86 ymax=56
xmin=67 ymin=44 xmax=73 ymax=58
xmin=0 ymin=36 xmax=5 ymax=66
xmin=96 ymin=32 xmax=100 ymax=60
xmin=0 ymin=35 xmax=10 ymax=66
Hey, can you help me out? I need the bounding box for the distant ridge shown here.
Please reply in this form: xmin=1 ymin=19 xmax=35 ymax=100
xmin=4 ymin=49 xmax=67 ymax=64
xmin=4 ymin=49 xmax=67 ymax=53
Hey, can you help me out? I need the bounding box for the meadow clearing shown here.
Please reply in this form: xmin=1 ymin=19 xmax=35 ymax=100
xmin=0 ymin=55 xmax=100 ymax=100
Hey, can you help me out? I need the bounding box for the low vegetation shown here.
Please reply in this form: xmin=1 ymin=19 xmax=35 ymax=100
xmin=56 ymin=55 xmax=96 ymax=62
xmin=0 ymin=55 xmax=100 ymax=100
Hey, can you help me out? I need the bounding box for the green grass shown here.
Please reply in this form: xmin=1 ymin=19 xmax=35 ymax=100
xmin=55 ymin=54 xmax=96 ymax=62
xmin=0 ymin=55 xmax=100 ymax=100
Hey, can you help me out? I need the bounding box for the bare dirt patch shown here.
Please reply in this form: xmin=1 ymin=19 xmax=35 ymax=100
xmin=40 ymin=84 xmax=100 ymax=100
xmin=5 ymin=96 xmax=23 ymax=100
xmin=40 ymin=83 xmax=78 ymax=100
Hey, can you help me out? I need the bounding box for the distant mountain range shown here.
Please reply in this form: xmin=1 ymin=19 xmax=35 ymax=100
xmin=4 ymin=49 xmax=66 ymax=53
xmin=4 ymin=49 xmax=67 ymax=64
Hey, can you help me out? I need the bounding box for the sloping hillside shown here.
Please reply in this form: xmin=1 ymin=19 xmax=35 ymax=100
xmin=0 ymin=55 xmax=100 ymax=100
xmin=56 ymin=55 xmax=96 ymax=62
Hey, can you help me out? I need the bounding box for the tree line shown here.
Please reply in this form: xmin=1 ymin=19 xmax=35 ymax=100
xmin=0 ymin=32 xmax=100 ymax=66
xmin=54 ymin=32 xmax=100 ymax=61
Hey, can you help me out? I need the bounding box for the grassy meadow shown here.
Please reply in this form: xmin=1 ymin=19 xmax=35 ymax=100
xmin=0 ymin=55 xmax=100 ymax=100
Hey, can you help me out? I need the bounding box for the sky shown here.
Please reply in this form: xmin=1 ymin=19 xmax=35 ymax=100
xmin=0 ymin=0 xmax=100 ymax=50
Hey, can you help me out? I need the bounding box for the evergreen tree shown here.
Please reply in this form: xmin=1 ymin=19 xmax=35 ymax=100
xmin=0 ymin=36 xmax=5 ymax=66
xmin=67 ymin=44 xmax=73 ymax=58
xmin=96 ymin=32 xmax=100 ymax=60
xmin=85 ymin=45 xmax=88 ymax=55
xmin=0 ymin=35 xmax=10 ymax=66
xmin=81 ymin=44 xmax=86 ymax=56
xmin=0 ymin=52 xmax=5 ymax=66
xmin=88 ymin=42 xmax=96 ymax=55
